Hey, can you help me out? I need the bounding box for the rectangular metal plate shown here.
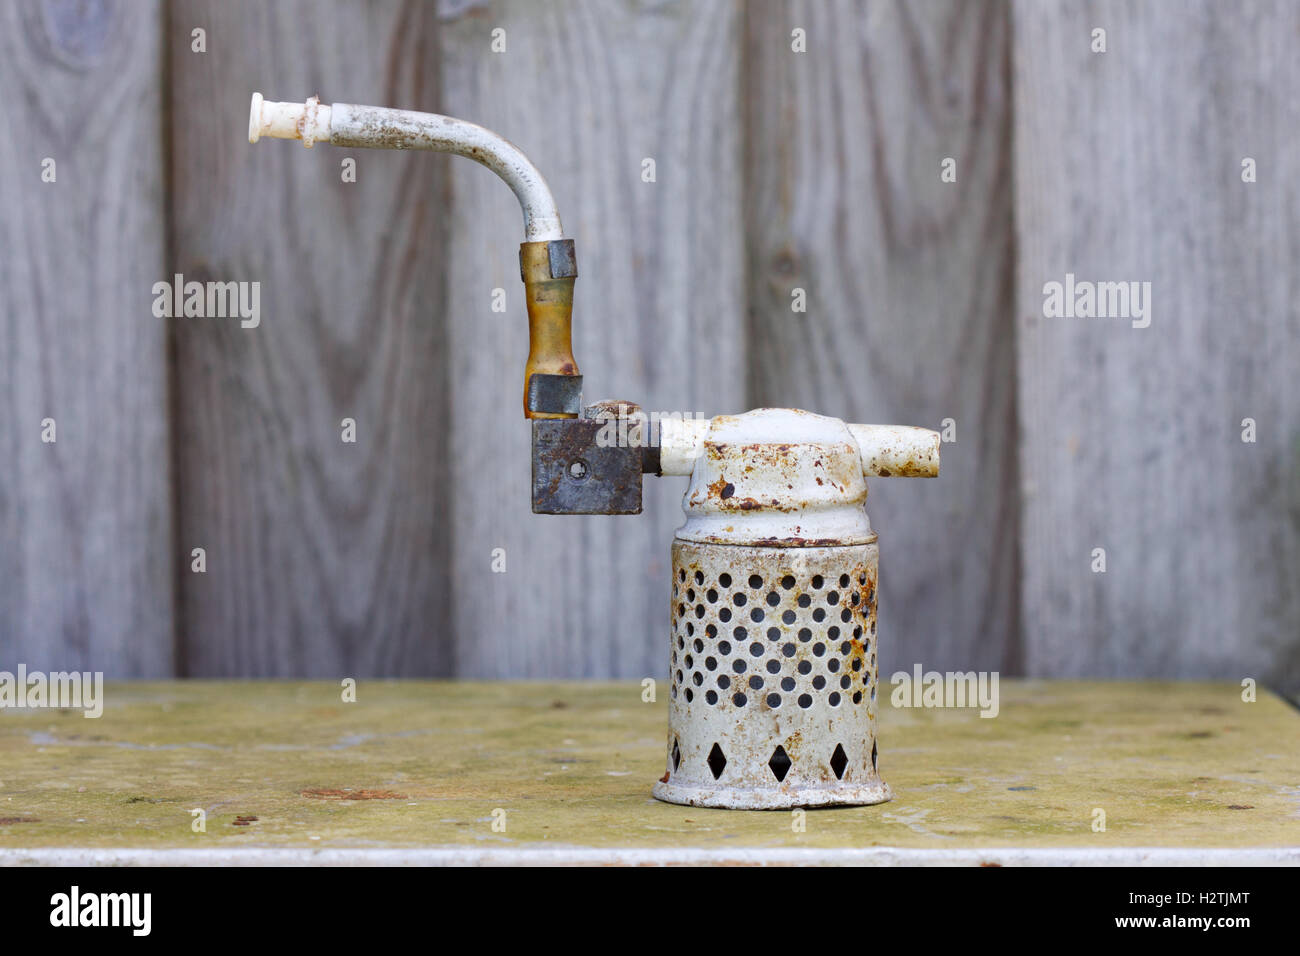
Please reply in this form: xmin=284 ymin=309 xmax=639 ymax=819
xmin=547 ymin=238 xmax=578 ymax=278
xmin=532 ymin=419 xmax=642 ymax=515
xmin=526 ymin=373 xmax=584 ymax=416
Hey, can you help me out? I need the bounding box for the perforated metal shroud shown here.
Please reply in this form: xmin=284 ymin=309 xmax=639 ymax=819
xmin=653 ymin=539 xmax=888 ymax=809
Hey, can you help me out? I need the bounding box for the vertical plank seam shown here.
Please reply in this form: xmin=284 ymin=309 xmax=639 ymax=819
xmin=161 ymin=0 xmax=185 ymax=676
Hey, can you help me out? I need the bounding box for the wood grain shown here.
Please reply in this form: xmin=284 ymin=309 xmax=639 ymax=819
xmin=439 ymin=0 xmax=747 ymax=677
xmin=744 ymin=0 xmax=1020 ymax=678
xmin=0 ymin=0 xmax=173 ymax=674
xmin=168 ymin=0 xmax=453 ymax=676
xmin=1012 ymin=0 xmax=1300 ymax=695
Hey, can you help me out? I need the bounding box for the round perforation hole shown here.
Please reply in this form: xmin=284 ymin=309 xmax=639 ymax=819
xmin=674 ymin=551 xmax=878 ymax=713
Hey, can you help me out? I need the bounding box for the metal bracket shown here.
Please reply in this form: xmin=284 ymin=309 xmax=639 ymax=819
xmin=531 ymin=419 xmax=642 ymax=515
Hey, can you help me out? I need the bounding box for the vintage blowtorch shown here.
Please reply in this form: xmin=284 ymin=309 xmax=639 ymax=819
xmin=250 ymin=94 xmax=939 ymax=809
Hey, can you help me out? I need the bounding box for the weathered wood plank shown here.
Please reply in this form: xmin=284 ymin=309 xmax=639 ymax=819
xmin=168 ymin=1 xmax=452 ymax=675
xmin=0 ymin=0 xmax=173 ymax=674
xmin=744 ymin=0 xmax=1020 ymax=677
xmin=1012 ymin=1 xmax=1300 ymax=694
xmin=2 ymin=680 xmax=1297 ymax=855
xmin=439 ymin=0 xmax=747 ymax=677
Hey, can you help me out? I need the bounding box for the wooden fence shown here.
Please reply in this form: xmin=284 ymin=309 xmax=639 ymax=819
xmin=1 ymin=0 xmax=1295 ymax=696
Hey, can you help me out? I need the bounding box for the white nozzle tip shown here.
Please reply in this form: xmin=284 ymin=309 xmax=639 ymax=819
xmin=249 ymin=92 xmax=264 ymax=143
xmin=247 ymin=93 xmax=331 ymax=147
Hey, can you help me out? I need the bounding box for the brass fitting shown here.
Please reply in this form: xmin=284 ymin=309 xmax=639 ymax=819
xmin=520 ymin=239 xmax=580 ymax=419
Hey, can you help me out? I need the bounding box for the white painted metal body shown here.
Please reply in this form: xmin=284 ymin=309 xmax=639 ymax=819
xmin=654 ymin=409 xmax=938 ymax=809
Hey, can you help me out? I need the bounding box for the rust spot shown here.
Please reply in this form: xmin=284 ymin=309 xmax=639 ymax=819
xmin=720 ymin=483 xmax=735 ymax=499
xmin=300 ymin=789 xmax=407 ymax=801
xmin=660 ymin=772 xmax=670 ymax=783
xmin=232 ymin=815 xmax=259 ymax=826
xmin=878 ymin=468 xmax=891 ymax=477
xmin=979 ymin=861 xmax=1003 ymax=868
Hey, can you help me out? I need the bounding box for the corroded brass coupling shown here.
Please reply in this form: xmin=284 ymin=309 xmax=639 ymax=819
xmin=520 ymin=239 xmax=581 ymax=419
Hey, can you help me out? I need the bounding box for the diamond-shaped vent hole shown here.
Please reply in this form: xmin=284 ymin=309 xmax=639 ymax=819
xmin=672 ymin=738 xmax=681 ymax=772
xmin=768 ymin=745 xmax=792 ymax=782
xmin=830 ymin=743 xmax=848 ymax=780
xmin=707 ymin=742 xmax=727 ymax=780
xmin=871 ymin=741 xmax=878 ymax=772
